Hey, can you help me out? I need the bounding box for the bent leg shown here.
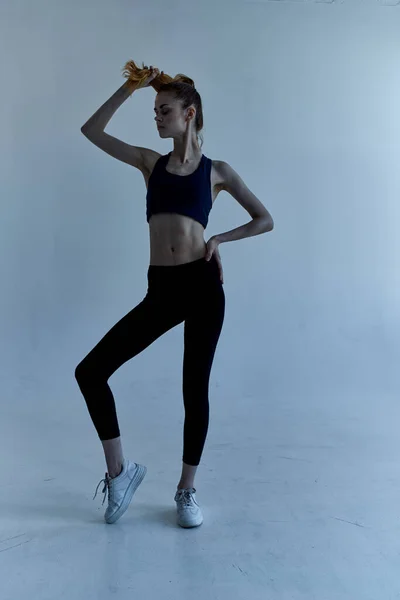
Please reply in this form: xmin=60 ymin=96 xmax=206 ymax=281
xmin=75 ymin=294 xmax=184 ymax=440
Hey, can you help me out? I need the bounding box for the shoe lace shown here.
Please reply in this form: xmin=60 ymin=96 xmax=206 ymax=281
xmin=177 ymin=488 xmax=196 ymax=507
xmin=93 ymin=475 xmax=111 ymax=505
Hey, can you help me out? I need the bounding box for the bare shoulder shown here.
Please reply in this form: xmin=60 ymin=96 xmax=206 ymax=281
xmin=211 ymin=159 xmax=239 ymax=193
xmin=141 ymin=148 xmax=162 ymax=177
xmin=211 ymin=159 xmax=229 ymax=193
xmin=211 ymin=159 xmax=226 ymax=181
xmin=140 ymin=148 xmax=163 ymax=188
xmin=211 ymin=158 xmax=273 ymax=223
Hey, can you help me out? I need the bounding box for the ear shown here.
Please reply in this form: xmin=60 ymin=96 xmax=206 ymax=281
xmin=186 ymin=106 xmax=196 ymax=121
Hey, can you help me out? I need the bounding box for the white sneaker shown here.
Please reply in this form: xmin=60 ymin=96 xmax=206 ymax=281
xmin=93 ymin=458 xmax=147 ymax=524
xmin=174 ymin=488 xmax=203 ymax=528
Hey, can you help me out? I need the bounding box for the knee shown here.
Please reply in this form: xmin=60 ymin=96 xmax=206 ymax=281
xmin=75 ymin=355 xmax=110 ymax=389
xmin=74 ymin=359 xmax=91 ymax=385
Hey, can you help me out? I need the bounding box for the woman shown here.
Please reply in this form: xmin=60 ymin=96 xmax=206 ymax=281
xmin=75 ymin=62 xmax=274 ymax=528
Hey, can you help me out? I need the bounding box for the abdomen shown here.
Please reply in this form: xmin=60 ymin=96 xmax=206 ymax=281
xmin=148 ymin=213 xmax=207 ymax=266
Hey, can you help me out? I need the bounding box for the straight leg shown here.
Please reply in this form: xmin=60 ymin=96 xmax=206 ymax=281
xmin=178 ymin=277 xmax=225 ymax=488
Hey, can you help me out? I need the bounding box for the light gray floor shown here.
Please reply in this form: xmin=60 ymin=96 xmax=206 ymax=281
xmin=1 ymin=380 xmax=399 ymax=600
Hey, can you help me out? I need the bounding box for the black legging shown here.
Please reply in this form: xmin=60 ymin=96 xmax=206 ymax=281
xmin=75 ymin=255 xmax=225 ymax=467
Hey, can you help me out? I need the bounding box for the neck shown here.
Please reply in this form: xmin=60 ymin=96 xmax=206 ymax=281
xmin=172 ymin=134 xmax=201 ymax=165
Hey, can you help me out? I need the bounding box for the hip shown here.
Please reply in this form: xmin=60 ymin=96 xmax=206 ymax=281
xmin=146 ymin=254 xmax=224 ymax=302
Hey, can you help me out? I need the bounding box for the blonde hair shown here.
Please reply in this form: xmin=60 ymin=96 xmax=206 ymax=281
xmin=122 ymin=60 xmax=204 ymax=148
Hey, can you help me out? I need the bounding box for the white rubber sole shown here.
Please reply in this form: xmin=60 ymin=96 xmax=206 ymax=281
xmin=177 ymin=508 xmax=204 ymax=528
xmin=178 ymin=517 xmax=203 ymax=529
xmin=105 ymin=463 xmax=147 ymax=524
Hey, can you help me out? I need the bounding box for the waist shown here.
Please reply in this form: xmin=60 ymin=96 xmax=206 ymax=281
xmin=149 ymin=214 xmax=207 ymax=266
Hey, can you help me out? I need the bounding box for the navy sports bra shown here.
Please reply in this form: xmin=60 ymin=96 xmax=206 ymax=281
xmin=146 ymin=152 xmax=213 ymax=229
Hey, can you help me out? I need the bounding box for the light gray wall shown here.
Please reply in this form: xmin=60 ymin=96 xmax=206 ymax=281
xmin=1 ymin=0 xmax=399 ymax=428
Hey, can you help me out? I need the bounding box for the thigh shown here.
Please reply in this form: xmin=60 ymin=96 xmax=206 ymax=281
xmin=183 ymin=281 xmax=225 ymax=385
xmin=79 ymin=293 xmax=184 ymax=380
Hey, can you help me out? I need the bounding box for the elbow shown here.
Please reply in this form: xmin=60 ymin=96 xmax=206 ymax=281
xmin=81 ymin=124 xmax=103 ymax=140
xmin=81 ymin=122 xmax=96 ymax=137
xmin=259 ymin=215 xmax=274 ymax=232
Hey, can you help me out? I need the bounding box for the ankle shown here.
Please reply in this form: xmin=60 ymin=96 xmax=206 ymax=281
xmin=109 ymin=463 xmax=123 ymax=479
xmin=177 ymin=484 xmax=194 ymax=491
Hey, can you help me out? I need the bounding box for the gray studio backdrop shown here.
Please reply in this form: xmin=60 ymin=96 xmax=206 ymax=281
xmin=1 ymin=0 xmax=399 ymax=450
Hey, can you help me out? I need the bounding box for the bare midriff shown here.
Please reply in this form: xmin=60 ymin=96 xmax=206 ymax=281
xmin=148 ymin=212 xmax=207 ymax=266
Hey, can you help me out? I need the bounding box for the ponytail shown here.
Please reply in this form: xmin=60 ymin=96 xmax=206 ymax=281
xmin=122 ymin=60 xmax=204 ymax=148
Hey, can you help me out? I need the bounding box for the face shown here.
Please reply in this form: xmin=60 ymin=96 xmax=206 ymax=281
xmin=154 ymin=92 xmax=196 ymax=139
